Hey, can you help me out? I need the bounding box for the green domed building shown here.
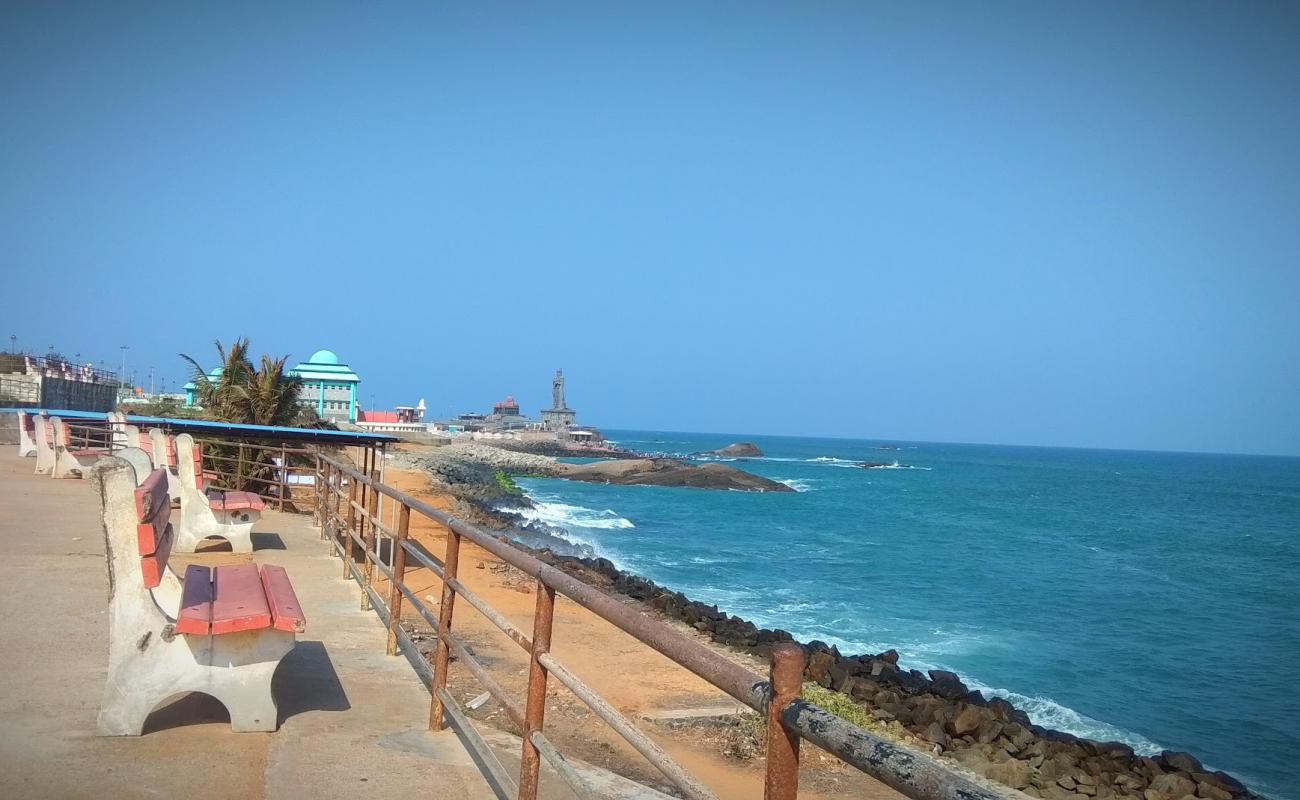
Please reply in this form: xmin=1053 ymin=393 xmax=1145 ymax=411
xmin=183 ymin=348 xmax=361 ymax=423
xmin=289 ymin=349 xmax=361 ymax=423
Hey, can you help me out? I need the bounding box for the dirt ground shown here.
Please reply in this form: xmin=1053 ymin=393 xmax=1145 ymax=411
xmin=368 ymin=466 xmax=905 ymax=800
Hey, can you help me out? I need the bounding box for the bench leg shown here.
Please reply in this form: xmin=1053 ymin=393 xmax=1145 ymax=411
xmin=98 ymin=628 xmax=295 ymax=736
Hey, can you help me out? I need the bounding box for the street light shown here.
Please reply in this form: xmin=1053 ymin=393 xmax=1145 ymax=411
xmin=8 ymin=335 xmax=15 ymax=354
xmin=119 ymin=345 xmax=129 ymax=386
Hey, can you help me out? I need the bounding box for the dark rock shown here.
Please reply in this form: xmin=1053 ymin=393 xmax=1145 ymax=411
xmin=928 ymin=669 xmax=970 ymax=700
xmin=693 ymin=442 xmax=764 ymax=458
xmin=922 ymin=721 xmax=950 ymax=748
xmin=950 ymin=705 xmax=985 ymax=736
xmin=1159 ymin=752 xmax=1203 ymax=775
xmin=560 ymin=458 xmax=792 ymax=492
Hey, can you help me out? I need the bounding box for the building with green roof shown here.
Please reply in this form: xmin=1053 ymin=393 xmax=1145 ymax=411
xmin=184 ymin=348 xmax=361 ymax=423
xmin=289 ymin=349 xmax=361 ymax=423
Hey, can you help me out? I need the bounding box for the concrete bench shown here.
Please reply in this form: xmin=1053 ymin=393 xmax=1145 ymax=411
xmin=172 ymin=433 xmax=265 ymax=553
xmin=52 ymin=416 xmax=108 ymax=479
xmin=16 ymin=410 xmax=37 ymax=458
xmin=95 ymin=457 xmax=305 ymax=736
xmin=33 ymin=414 xmax=55 ymax=475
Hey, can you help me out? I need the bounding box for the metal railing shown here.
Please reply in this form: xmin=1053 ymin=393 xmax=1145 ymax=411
xmin=191 ymin=437 xmax=320 ymax=511
xmin=314 ymin=453 xmax=1015 ymax=800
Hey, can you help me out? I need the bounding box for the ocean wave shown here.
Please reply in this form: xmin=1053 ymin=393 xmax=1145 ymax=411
xmin=811 ymin=456 xmax=859 ymax=464
xmin=864 ymin=460 xmax=932 ymax=471
xmin=515 ymin=500 xmax=635 ymax=531
xmin=969 ymin=681 xmax=1164 ymax=755
xmin=776 ymin=478 xmax=819 ymax=492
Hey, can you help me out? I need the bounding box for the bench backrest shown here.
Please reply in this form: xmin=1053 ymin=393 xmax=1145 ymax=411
xmin=116 ymin=447 xmax=154 ymax=485
xmin=147 ymin=428 xmax=178 ymax=469
xmin=18 ymin=411 xmax=35 ymax=433
xmin=97 ymin=458 xmax=175 ymax=594
xmin=132 ymin=467 xmax=174 ymax=589
xmin=50 ymin=416 xmax=70 ymax=447
xmin=174 ymin=433 xmax=204 ymax=490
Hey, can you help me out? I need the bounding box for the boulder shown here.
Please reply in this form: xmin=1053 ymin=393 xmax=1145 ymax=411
xmin=806 ymin=651 xmax=836 ymax=687
xmin=1196 ymin=783 xmax=1232 ymax=800
xmin=950 ymin=705 xmax=985 ymax=736
xmin=1148 ymin=773 xmax=1197 ymax=800
xmin=560 ymin=458 xmax=793 ymax=492
xmin=984 ymin=758 xmax=1034 ymax=790
xmin=1159 ymin=752 xmax=1204 ymax=774
xmin=695 ymin=442 xmax=764 ymax=458
xmin=922 ymin=722 xmax=951 ymax=748
xmin=928 ymin=669 xmax=970 ymax=700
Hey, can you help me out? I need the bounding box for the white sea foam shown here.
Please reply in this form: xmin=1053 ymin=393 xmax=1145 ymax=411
xmin=515 ymin=501 xmax=635 ymax=531
xmin=810 ymin=456 xmax=859 ymax=463
xmin=776 ymin=478 xmax=819 ymax=492
xmin=864 ymin=460 xmax=933 ymax=471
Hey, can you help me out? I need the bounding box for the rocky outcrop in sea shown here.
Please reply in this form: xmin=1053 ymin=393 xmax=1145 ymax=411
xmin=692 ymin=442 xmax=765 ymax=458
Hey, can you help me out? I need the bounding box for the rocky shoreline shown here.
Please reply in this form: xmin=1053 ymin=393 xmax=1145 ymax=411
xmin=391 ymin=443 xmax=1262 ymax=800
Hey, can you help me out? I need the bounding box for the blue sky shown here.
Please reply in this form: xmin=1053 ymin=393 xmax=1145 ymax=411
xmin=3 ymin=2 xmax=1298 ymax=455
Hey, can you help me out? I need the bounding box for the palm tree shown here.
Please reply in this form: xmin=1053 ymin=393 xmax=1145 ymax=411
xmin=180 ymin=338 xmax=312 ymax=495
xmin=180 ymin=339 xmax=306 ymax=428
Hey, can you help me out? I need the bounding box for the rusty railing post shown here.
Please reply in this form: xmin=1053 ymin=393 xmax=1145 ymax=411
xmin=429 ymin=527 xmax=461 ymax=731
xmin=519 ymin=580 xmax=557 ymax=800
xmin=386 ymin=503 xmax=411 ymax=655
xmin=361 ymin=475 xmax=379 ymax=610
xmin=279 ymin=442 xmax=288 ymax=511
xmin=343 ymin=474 xmax=358 ymax=576
xmin=312 ymin=455 xmax=322 ymax=527
xmin=764 ymin=642 xmax=806 ymax=800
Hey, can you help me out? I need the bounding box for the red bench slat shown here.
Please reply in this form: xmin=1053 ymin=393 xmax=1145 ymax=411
xmin=176 ymin=564 xmax=213 ymax=635
xmin=140 ymin=524 xmax=174 ymax=589
xmin=209 ymin=491 xmax=265 ymax=512
xmin=260 ymin=565 xmax=306 ymax=633
xmin=133 ymin=469 xmax=171 ymax=556
xmin=210 ymin=565 xmax=272 ymax=634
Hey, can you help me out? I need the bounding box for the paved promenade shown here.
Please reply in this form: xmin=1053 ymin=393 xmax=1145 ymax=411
xmin=0 ymin=451 xmax=665 ymax=799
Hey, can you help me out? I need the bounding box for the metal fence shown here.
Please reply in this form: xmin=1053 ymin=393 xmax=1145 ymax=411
xmin=314 ymin=453 xmax=1014 ymax=800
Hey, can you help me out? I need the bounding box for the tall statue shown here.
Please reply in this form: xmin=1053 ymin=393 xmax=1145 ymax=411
xmin=552 ymin=369 xmax=566 ymax=410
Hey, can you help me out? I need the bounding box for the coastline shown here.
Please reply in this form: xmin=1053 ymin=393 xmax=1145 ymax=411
xmin=380 ymin=465 xmax=905 ymax=800
xmin=386 ymin=441 xmax=1267 ymax=800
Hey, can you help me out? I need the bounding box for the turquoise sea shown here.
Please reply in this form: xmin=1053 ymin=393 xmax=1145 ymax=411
xmin=514 ymin=431 xmax=1300 ymax=800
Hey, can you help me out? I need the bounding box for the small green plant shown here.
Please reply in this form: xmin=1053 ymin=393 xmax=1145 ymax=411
xmin=800 ymin=682 xmax=878 ymax=730
xmin=494 ymin=471 xmax=523 ymax=496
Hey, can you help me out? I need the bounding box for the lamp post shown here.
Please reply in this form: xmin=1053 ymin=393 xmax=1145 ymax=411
xmin=119 ymin=345 xmax=129 ymax=387
xmin=9 ymin=335 xmax=15 ymax=354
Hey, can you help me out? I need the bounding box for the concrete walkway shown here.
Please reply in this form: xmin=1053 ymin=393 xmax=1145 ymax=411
xmin=0 ymin=452 xmax=665 ymax=799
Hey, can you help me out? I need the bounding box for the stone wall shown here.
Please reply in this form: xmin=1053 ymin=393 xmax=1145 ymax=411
xmin=38 ymin=376 xmax=119 ymax=413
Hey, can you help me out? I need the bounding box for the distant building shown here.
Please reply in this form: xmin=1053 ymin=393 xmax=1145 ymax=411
xmin=485 ymin=395 xmax=533 ymax=431
xmin=540 ymin=369 xmax=577 ymax=432
xmin=185 ymin=347 xmax=362 ymax=423
xmin=357 ymin=399 xmax=427 ymax=433
xmin=289 ymin=349 xmax=361 ymax=423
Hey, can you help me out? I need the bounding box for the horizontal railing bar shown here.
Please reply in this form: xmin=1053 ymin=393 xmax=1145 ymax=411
xmin=781 ymin=699 xmax=1012 ymax=800
xmin=447 ymin=575 xmax=534 ymax=654
xmin=395 ymin=578 xmax=441 ymax=631
xmin=394 ymin=541 xmax=534 ymax=654
xmin=435 ymin=687 xmax=517 ymax=800
xmin=400 ymin=537 xmax=446 ymax=575
xmin=442 ymin=630 xmax=526 ymax=729
xmin=537 ymin=652 xmax=718 ymax=800
xmin=529 ymin=731 xmax=596 ymax=800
